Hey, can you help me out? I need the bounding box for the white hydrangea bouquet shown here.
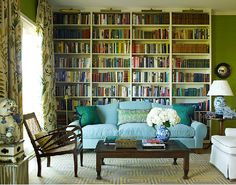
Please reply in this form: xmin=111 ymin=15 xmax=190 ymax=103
xmin=146 ymin=107 xmax=180 ymax=127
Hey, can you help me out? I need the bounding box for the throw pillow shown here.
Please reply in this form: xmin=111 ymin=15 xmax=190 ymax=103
xmin=117 ymin=109 xmax=150 ymax=125
xmin=172 ymin=104 xmax=195 ymax=126
xmin=75 ymin=106 xmax=101 ymax=127
xmin=34 ymin=131 xmax=55 ymax=151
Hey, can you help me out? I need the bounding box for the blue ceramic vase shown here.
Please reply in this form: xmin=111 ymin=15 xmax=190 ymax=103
xmin=156 ymin=125 xmax=171 ymax=142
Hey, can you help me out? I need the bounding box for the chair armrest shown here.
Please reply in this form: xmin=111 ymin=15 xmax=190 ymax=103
xmin=191 ymin=120 xmax=207 ymax=148
xmin=225 ymin=128 xmax=236 ymax=136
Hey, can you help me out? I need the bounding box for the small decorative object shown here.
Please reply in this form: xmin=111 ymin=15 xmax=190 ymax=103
xmin=222 ymin=106 xmax=236 ymax=119
xmin=115 ymin=139 xmax=137 ymax=149
xmin=146 ymin=108 xmax=180 ymax=142
xmin=207 ymin=80 xmax=234 ymax=118
xmin=215 ymin=63 xmax=231 ymax=79
xmin=0 ymin=98 xmax=21 ymax=144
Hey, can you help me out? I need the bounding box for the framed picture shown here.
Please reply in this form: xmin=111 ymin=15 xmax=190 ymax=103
xmin=214 ymin=63 xmax=231 ymax=79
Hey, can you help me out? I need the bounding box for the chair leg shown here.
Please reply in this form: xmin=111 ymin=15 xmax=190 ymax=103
xmin=73 ymin=152 xmax=78 ymax=177
xmin=47 ymin=156 xmax=51 ymax=167
xmin=36 ymin=157 xmax=42 ymax=177
xmin=80 ymin=149 xmax=83 ymax=167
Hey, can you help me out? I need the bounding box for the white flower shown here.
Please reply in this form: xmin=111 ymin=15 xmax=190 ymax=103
xmin=146 ymin=107 xmax=180 ymax=127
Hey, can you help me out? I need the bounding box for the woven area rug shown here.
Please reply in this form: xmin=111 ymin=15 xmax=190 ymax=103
xmin=29 ymin=151 xmax=234 ymax=184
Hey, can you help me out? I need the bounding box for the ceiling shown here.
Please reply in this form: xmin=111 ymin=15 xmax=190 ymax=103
xmin=49 ymin=0 xmax=236 ymax=15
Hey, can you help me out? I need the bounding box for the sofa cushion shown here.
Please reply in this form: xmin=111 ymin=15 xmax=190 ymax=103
xmin=172 ymin=104 xmax=194 ymax=126
xmin=166 ymin=124 xmax=195 ymax=138
xmin=83 ymin=124 xmax=118 ymax=139
xmin=211 ymin=135 xmax=236 ymax=154
xmin=96 ymin=103 xmax=119 ymax=124
xmin=117 ymin=109 xmax=150 ymax=125
xmin=152 ymin=103 xmax=172 ymax=108
xmin=118 ymin=123 xmax=156 ymax=139
xmin=119 ymin=101 xmax=151 ymax=110
xmin=75 ymin=106 xmax=101 ymax=127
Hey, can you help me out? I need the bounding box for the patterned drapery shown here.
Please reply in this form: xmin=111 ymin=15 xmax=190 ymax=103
xmin=0 ymin=0 xmax=22 ymax=117
xmin=36 ymin=0 xmax=57 ymax=131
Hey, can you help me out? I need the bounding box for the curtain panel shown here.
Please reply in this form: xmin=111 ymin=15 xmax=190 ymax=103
xmin=0 ymin=0 xmax=22 ymax=119
xmin=36 ymin=0 xmax=56 ymax=131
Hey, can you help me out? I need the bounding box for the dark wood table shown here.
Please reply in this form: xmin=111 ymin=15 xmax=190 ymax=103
xmin=95 ymin=140 xmax=190 ymax=180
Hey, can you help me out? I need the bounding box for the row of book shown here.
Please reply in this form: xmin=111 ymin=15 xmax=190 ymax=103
xmin=92 ymin=85 xmax=130 ymax=97
xmin=132 ymin=85 xmax=170 ymax=97
xmin=172 ymin=13 xmax=209 ymax=25
xmin=173 ymin=72 xmax=210 ymax=82
xmin=92 ymin=98 xmax=124 ymax=105
xmin=92 ymin=57 xmax=130 ymax=68
xmin=92 ymin=71 xmax=130 ymax=82
xmin=55 ymin=84 xmax=91 ymax=96
xmin=93 ymin=41 xmax=130 ymax=54
xmin=173 ymin=58 xmax=209 ymax=68
xmin=56 ymin=99 xmax=89 ymax=111
xmin=132 ymin=13 xmax=170 ymax=25
xmin=93 ymin=13 xmax=130 ymax=25
xmin=54 ymin=41 xmax=90 ymax=54
xmin=133 ymin=28 xmax=169 ymax=39
xmin=55 ymin=71 xmax=90 ymax=82
xmin=172 ymin=85 xmax=209 ymax=96
xmin=93 ymin=29 xmax=130 ymax=39
xmin=183 ymin=100 xmax=210 ymax=111
xmin=132 ymin=43 xmax=170 ymax=54
xmin=53 ymin=13 xmax=91 ymax=24
xmin=132 ymin=56 xmax=169 ymax=68
xmin=133 ymin=71 xmax=169 ymax=82
xmin=172 ymin=28 xmax=209 ymax=40
xmin=172 ymin=43 xmax=209 ymax=53
xmin=55 ymin=57 xmax=91 ymax=68
xmin=53 ymin=28 xmax=90 ymax=39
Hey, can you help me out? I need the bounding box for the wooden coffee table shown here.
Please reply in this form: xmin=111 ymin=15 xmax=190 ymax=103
xmin=95 ymin=140 xmax=190 ymax=180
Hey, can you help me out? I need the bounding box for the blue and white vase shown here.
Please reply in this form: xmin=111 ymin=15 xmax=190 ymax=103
xmin=156 ymin=125 xmax=171 ymax=142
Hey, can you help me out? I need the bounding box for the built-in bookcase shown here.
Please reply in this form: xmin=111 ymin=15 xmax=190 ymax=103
xmin=53 ymin=9 xmax=212 ymax=131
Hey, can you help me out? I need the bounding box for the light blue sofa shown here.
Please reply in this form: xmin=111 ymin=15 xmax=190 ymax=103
xmin=70 ymin=101 xmax=207 ymax=149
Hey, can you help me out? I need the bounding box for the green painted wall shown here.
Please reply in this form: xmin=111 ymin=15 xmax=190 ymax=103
xmin=20 ymin=0 xmax=38 ymax=22
xmin=212 ymin=15 xmax=236 ymax=133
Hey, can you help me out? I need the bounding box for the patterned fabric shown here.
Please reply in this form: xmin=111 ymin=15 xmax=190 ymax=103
xmin=117 ymin=109 xmax=150 ymax=125
xmin=36 ymin=0 xmax=56 ymax=131
xmin=0 ymin=0 xmax=22 ymax=136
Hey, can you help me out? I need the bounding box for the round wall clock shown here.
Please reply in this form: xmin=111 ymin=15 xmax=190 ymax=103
xmin=215 ymin=63 xmax=231 ymax=79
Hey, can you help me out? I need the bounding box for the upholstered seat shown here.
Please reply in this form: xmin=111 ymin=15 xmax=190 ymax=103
xmin=210 ymin=128 xmax=236 ymax=180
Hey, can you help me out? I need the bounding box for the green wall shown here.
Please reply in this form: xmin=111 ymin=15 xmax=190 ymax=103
xmin=20 ymin=0 xmax=38 ymax=22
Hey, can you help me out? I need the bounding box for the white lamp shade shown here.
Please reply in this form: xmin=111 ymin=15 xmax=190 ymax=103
xmin=207 ymin=80 xmax=234 ymax=96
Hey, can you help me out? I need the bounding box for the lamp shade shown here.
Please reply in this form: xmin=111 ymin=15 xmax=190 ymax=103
xmin=207 ymin=80 xmax=234 ymax=96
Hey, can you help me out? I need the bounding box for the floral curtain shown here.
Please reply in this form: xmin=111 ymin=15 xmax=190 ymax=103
xmin=0 ymin=0 xmax=22 ymax=115
xmin=36 ymin=0 xmax=56 ymax=131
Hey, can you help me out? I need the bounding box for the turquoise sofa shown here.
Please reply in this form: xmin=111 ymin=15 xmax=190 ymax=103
xmin=70 ymin=101 xmax=207 ymax=149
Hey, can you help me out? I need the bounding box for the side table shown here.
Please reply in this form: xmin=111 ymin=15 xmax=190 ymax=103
xmin=209 ymin=117 xmax=235 ymax=135
xmin=0 ymin=157 xmax=29 ymax=184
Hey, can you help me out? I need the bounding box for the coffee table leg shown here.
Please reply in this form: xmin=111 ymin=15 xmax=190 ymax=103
xmin=96 ymin=154 xmax=102 ymax=180
xmin=173 ymin=158 xmax=177 ymax=165
xmin=183 ymin=153 xmax=189 ymax=179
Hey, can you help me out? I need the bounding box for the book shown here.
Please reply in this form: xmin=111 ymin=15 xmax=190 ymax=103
xmin=142 ymin=139 xmax=166 ymax=149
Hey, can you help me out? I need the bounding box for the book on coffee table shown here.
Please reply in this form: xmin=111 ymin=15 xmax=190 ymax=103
xmin=142 ymin=139 xmax=166 ymax=149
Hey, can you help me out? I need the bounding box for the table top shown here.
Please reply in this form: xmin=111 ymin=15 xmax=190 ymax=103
xmin=95 ymin=140 xmax=189 ymax=153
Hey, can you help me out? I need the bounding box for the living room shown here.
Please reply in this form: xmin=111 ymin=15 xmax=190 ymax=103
xmin=1 ymin=0 xmax=236 ymax=184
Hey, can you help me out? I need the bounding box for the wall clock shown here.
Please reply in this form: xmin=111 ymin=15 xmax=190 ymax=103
xmin=215 ymin=63 xmax=231 ymax=79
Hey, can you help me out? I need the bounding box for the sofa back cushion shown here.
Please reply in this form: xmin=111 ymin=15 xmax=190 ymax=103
xmin=96 ymin=103 xmax=119 ymax=124
xmin=172 ymin=104 xmax=195 ymax=126
xmin=152 ymin=103 xmax=172 ymax=108
xmin=119 ymin=101 xmax=151 ymax=110
xmin=117 ymin=109 xmax=150 ymax=125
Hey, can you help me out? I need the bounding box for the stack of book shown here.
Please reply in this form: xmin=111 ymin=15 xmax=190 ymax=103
xmin=142 ymin=139 xmax=166 ymax=149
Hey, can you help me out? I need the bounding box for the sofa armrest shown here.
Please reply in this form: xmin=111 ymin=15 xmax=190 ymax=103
xmin=191 ymin=120 xmax=207 ymax=148
xmin=225 ymin=128 xmax=236 ymax=136
xmin=68 ymin=120 xmax=81 ymax=135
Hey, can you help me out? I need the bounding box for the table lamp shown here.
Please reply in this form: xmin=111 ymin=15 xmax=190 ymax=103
xmin=207 ymin=80 xmax=234 ymax=118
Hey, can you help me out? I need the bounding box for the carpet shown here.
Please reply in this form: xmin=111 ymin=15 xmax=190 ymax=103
xmin=29 ymin=151 xmax=234 ymax=184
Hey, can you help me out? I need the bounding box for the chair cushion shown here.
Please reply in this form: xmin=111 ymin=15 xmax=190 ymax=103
xmin=83 ymin=124 xmax=118 ymax=139
xmin=96 ymin=103 xmax=118 ymax=124
xmin=172 ymin=104 xmax=194 ymax=126
xmin=118 ymin=123 xmax=156 ymax=139
xmin=75 ymin=106 xmax=101 ymax=127
xmin=117 ymin=109 xmax=150 ymax=125
xmin=211 ymin=135 xmax=236 ymax=154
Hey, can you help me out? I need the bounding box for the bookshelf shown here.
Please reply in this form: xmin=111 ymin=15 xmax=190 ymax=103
xmin=53 ymin=9 xmax=212 ymax=132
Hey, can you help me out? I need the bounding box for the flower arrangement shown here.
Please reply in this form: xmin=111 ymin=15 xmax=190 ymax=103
xmin=146 ymin=107 xmax=180 ymax=127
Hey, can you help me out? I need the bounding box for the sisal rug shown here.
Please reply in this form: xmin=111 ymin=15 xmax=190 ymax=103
xmin=29 ymin=151 xmax=234 ymax=184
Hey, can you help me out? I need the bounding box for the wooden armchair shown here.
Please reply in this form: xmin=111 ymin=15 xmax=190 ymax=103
xmin=23 ymin=112 xmax=83 ymax=177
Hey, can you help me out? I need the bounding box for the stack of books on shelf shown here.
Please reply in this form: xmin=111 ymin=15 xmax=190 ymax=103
xmin=142 ymin=138 xmax=166 ymax=149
